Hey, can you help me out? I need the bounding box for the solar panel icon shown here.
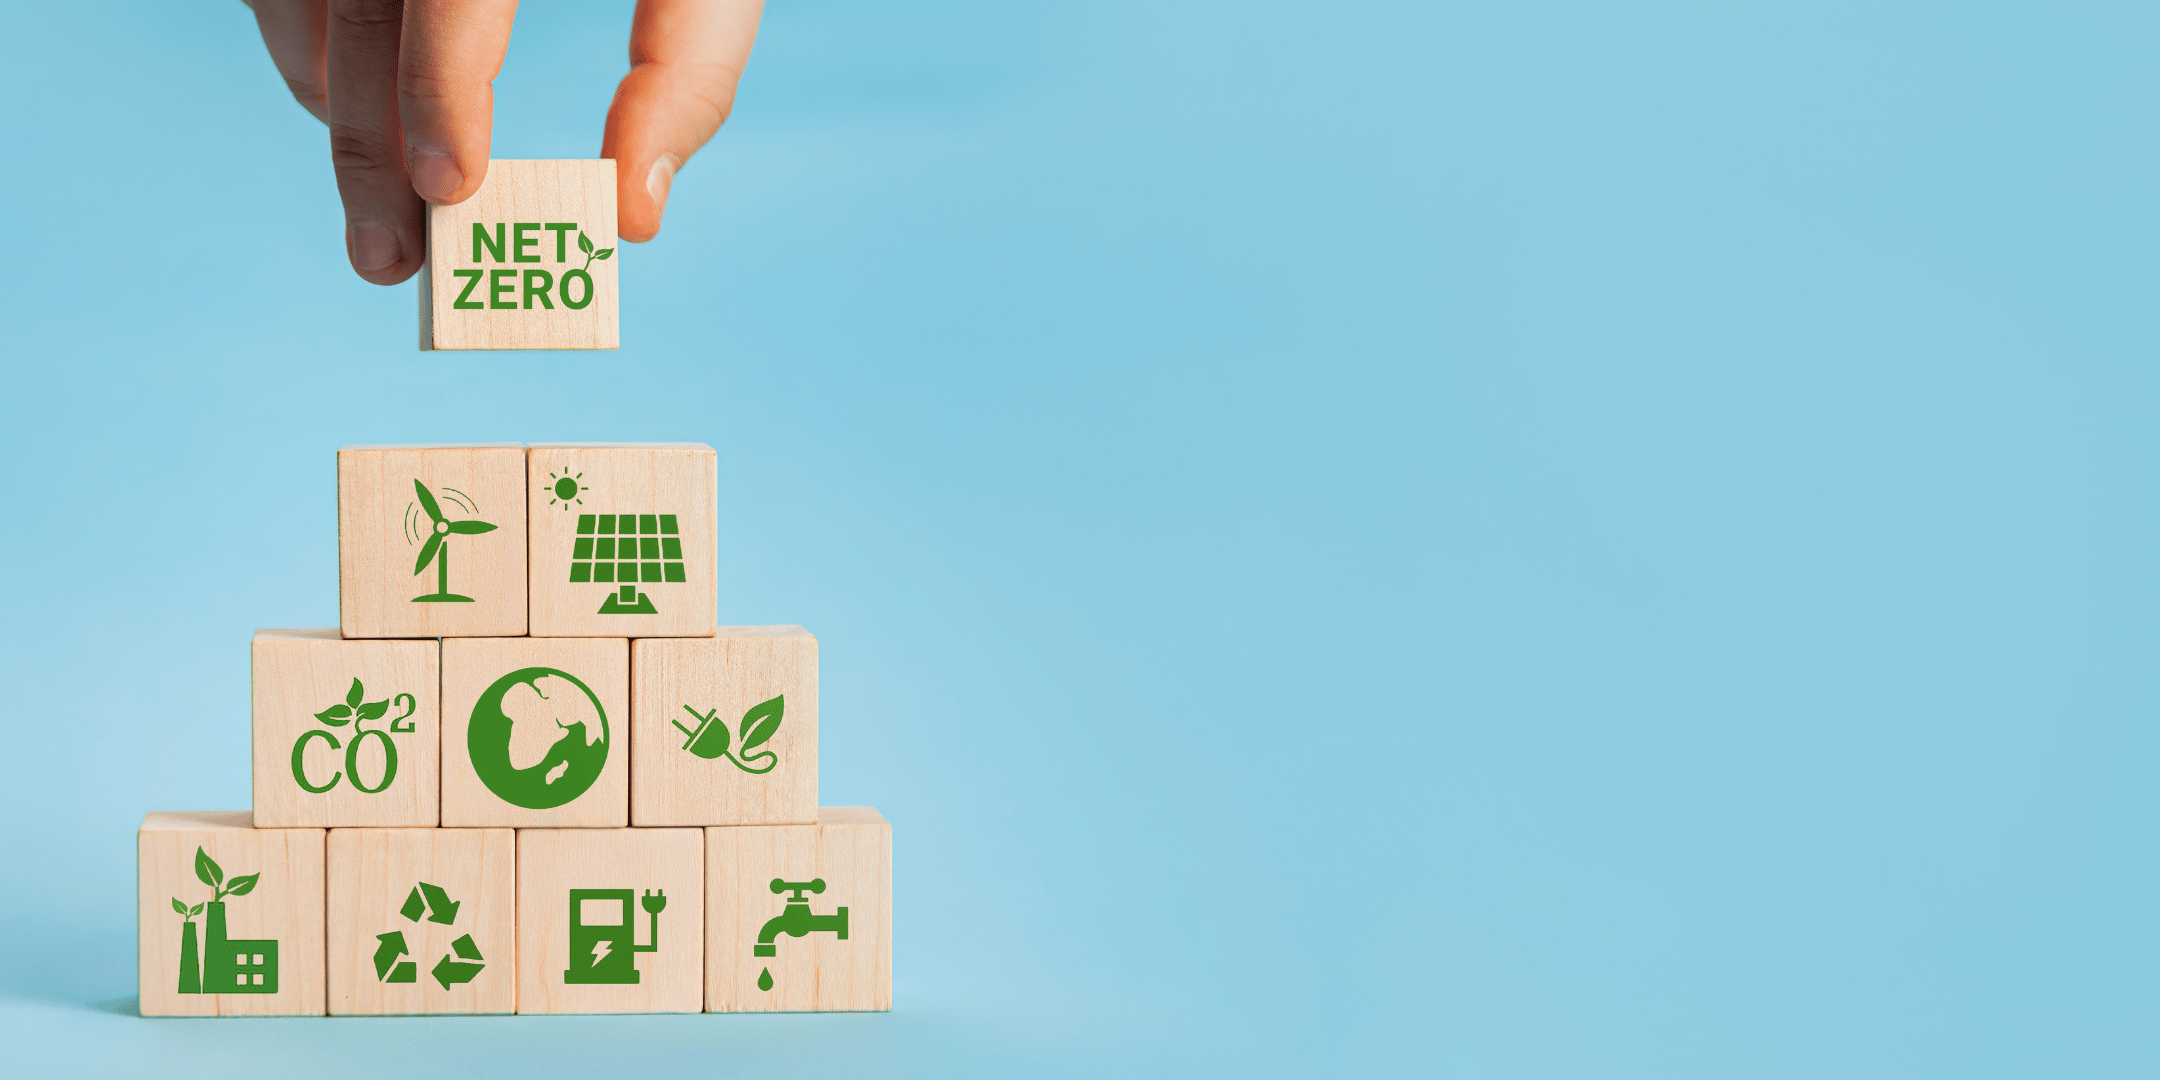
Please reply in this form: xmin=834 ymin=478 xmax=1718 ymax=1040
xmin=569 ymin=513 xmax=686 ymax=614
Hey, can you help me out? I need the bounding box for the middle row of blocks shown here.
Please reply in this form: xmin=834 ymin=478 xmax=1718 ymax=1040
xmin=253 ymin=627 xmax=817 ymax=828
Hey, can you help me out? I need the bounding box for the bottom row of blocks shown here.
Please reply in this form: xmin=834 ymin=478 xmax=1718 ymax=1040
xmin=137 ymin=808 xmax=890 ymax=1016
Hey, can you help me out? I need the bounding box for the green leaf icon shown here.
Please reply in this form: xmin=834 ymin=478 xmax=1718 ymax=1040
xmin=578 ymin=232 xmax=594 ymax=255
xmin=357 ymin=700 xmax=389 ymax=721
xmin=195 ymin=847 xmax=222 ymax=889
xmin=739 ymin=695 xmax=785 ymax=751
xmin=346 ymin=678 xmax=365 ymax=709
xmin=172 ymin=897 xmax=186 ymax=916
xmin=189 ymin=903 xmax=203 ymax=917
xmin=225 ymin=873 xmax=260 ymax=897
xmin=595 ymin=249 xmax=613 ymax=260
xmin=315 ymin=703 xmax=353 ymax=725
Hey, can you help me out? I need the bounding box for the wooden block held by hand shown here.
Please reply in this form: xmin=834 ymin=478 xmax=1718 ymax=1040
xmin=328 ymin=828 xmax=515 ymax=1015
xmin=420 ymin=159 xmax=620 ymax=351
xmin=632 ymin=628 xmax=819 ymax=826
xmin=705 ymin=808 xmax=891 ymax=1013
xmin=252 ymin=630 xmax=440 ymax=828
xmin=516 ymin=828 xmax=705 ymax=1014
xmin=139 ymin=811 xmax=325 ymax=1017
xmin=338 ymin=444 xmax=528 ymax=639
xmin=440 ymin=637 xmax=629 ymax=828
xmin=527 ymin=443 xmax=717 ymax=638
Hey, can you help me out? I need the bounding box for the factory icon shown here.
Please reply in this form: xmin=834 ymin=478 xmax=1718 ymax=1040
xmin=172 ymin=847 xmax=279 ymax=995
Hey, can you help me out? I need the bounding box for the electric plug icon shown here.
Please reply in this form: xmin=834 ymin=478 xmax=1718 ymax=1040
xmin=642 ymin=889 xmax=667 ymax=916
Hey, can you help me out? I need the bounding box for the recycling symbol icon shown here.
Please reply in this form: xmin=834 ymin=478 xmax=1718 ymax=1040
xmin=373 ymin=881 xmax=486 ymax=989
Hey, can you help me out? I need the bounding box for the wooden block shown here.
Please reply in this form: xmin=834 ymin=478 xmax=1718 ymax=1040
xmin=420 ymin=159 xmax=620 ymax=351
xmin=527 ymin=443 xmax=717 ymax=638
xmin=440 ymin=637 xmax=629 ymax=828
xmin=138 ymin=811 xmax=325 ymax=1017
xmin=252 ymin=630 xmax=440 ymax=828
xmin=705 ymin=808 xmax=891 ymax=1012
xmin=338 ymin=444 xmax=529 ymax=638
xmin=327 ymin=828 xmax=516 ymax=1015
xmin=631 ymin=628 xmax=819 ymax=826
xmin=515 ymin=828 xmax=704 ymax=1014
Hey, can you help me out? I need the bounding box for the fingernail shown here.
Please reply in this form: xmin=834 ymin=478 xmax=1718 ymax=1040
xmin=646 ymin=153 xmax=681 ymax=213
xmin=409 ymin=148 xmax=463 ymax=202
xmin=348 ymin=221 xmax=400 ymax=272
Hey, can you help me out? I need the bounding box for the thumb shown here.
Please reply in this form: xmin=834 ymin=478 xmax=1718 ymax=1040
xmin=601 ymin=0 xmax=763 ymax=243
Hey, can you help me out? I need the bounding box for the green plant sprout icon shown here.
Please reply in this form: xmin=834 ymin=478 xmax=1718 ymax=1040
xmin=575 ymin=231 xmax=614 ymax=271
xmin=373 ymin=882 xmax=486 ymax=989
xmin=564 ymin=889 xmax=665 ymax=984
xmin=292 ymin=677 xmax=416 ymax=794
xmin=173 ymin=847 xmax=275 ymax=995
xmin=753 ymin=878 xmax=848 ymax=992
xmin=408 ymin=479 xmax=497 ymax=602
xmin=673 ymin=695 xmax=784 ymax=773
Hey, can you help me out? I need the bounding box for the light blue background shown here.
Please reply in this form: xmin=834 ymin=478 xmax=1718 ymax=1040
xmin=2 ymin=0 xmax=2153 ymax=1075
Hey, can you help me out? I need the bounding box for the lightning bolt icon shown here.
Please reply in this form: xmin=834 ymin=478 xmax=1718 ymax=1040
xmin=592 ymin=939 xmax=612 ymax=966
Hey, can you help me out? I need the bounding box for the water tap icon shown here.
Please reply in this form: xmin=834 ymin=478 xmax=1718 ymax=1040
xmin=755 ymin=878 xmax=848 ymax=957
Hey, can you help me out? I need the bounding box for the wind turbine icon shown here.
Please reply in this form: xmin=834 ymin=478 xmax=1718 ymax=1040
xmin=410 ymin=479 xmax=498 ymax=603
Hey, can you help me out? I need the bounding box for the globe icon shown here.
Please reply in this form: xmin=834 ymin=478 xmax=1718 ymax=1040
xmin=466 ymin=667 xmax=609 ymax=809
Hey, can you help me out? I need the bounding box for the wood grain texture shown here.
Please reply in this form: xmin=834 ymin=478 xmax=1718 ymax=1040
xmin=632 ymin=628 xmax=818 ymax=826
xmin=423 ymin=159 xmax=619 ymax=350
xmin=705 ymin=808 xmax=891 ymax=1012
xmin=338 ymin=444 xmax=528 ymax=638
xmin=440 ymin=637 xmax=629 ymax=828
xmin=252 ymin=630 xmax=440 ymax=828
xmin=327 ymin=828 xmax=515 ymax=1015
xmin=138 ymin=811 xmax=326 ymax=1017
xmin=515 ymin=828 xmax=705 ymax=1014
xmin=527 ymin=443 xmax=717 ymax=638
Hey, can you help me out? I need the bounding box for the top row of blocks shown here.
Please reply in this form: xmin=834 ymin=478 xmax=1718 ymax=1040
xmin=339 ymin=443 xmax=716 ymax=640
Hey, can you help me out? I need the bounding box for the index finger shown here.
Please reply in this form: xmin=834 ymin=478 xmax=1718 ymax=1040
xmin=397 ymin=0 xmax=518 ymax=204
xmin=244 ymin=0 xmax=331 ymax=123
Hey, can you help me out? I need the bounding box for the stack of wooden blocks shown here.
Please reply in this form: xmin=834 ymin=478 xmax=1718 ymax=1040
xmin=137 ymin=443 xmax=891 ymax=1016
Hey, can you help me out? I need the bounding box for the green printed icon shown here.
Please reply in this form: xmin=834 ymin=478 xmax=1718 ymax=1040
xmin=453 ymin=223 xmax=612 ymax=311
xmin=574 ymin=231 xmax=615 ymax=272
xmin=754 ymin=878 xmax=848 ymax=992
xmin=467 ymin=667 xmax=610 ymax=809
xmin=565 ymin=889 xmax=666 ymax=984
xmin=173 ymin=847 xmax=276 ymax=995
xmin=408 ymin=479 xmax=498 ymax=603
xmin=292 ymin=677 xmax=415 ymax=794
xmin=373 ymin=930 xmax=416 ymax=983
xmin=544 ymin=468 xmax=587 ymax=510
xmin=374 ymin=882 xmax=486 ymax=989
xmin=673 ymin=695 xmax=784 ymax=773
xmin=567 ymin=512 xmax=684 ymax=614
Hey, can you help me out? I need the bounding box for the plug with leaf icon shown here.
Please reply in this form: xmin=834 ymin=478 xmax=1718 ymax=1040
xmin=672 ymin=695 xmax=785 ymax=773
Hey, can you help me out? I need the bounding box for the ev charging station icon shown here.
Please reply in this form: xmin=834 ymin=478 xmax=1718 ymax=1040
xmin=564 ymin=888 xmax=666 ymax=984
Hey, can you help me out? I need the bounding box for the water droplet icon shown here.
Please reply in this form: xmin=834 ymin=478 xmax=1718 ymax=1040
xmin=757 ymin=967 xmax=774 ymax=991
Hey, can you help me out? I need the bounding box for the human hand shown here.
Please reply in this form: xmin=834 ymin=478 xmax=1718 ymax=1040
xmin=244 ymin=0 xmax=764 ymax=285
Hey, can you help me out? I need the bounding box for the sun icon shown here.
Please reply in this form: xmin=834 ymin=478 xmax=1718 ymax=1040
xmin=545 ymin=469 xmax=587 ymax=510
